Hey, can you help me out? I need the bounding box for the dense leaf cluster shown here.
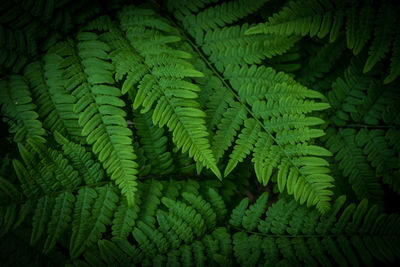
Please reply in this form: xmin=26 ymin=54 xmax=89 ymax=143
xmin=0 ymin=0 xmax=399 ymax=266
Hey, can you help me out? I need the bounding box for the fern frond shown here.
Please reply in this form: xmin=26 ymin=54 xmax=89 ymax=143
xmin=207 ymin=188 xmax=227 ymax=222
xmin=0 ymin=203 xmax=17 ymax=238
xmin=356 ymin=128 xmax=400 ymax=192
xmin=30 ymin=195 xmax=53 ymax=245
xmin=363 ymin=3 xmax=397 ymax=73
xmin=43 ymin=191 xmax=75 ymax=253
xmin=167 ymin=0 xmax=218 ymax=21
xmin=54 ymin=33 xmax=139 ymax=206
xmin=384 ymin=34 xmax=400 ymax=84
xmin=231 ymin=195 xmax=400 ymax=265
xmin=224 ymin=118 xmax=260 ymax=177
xmin=24 ymin=59 xmax=82 ymax=142
xmin=136 ymin=179 xmax=163 ymax=226
xmin=200 ymin=23 xmax=300 ymax=71
xmin=119 ymin=11 xmax=220 ymax=179
xmin=27 ymin=137 xmax=82 ymax=190
xmin=111 ymin=197 xmax=139 ymax=239
xmin=229 ymin=197 xmax=249 ymax=227
xmin=204 ymin=85 xmax=234 ymax=131
xmin=82 ymin=185 xmax=119 ymax=252
xmin=182 ymin=0 xmax=269 ymax=34
xmin=242 ymin=192 xmax=269 ymax=231
xmin=13 ymin=144 xmax=56 ymax=196
xmin=324 ymin=128 xmax=384 ymax=205
xmin=247 ymin=0 xmax=400 ymax=83
xmin=69 ymin=187 xmax=97 ymax=258
xmin=162 ymin=197 xmax=207 ymax=236
xmin=54 ymin=131 xmax=104 ymax=185
xmin=219 ymin=64 xmax=332 ymax=212
xmin=182 ymin=192 xmax=217 ymax=230
xmin=0 ymin=75 xmax=46 ymax=143
xmin=133 ymin=110 xmax=174 ymax=175
xmin=327 ymin=58 xmax=400 ymax=126
xmin=211 ymin=103 xmax=247 ymax=163
xmin=246 ymin=0 xmax=339 ymax=38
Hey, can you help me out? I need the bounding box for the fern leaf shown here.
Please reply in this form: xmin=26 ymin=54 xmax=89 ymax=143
xmin=167 ymin=0 xmax=218 ymax=20
xmin=212 ymin=103 xmax=247 ymax=163
xmin=43 ymin=191 xmax=75 ymax=253
xmin=112 ymin=197 xmax=139 ymax=239
xmin=0 ymin=176 xmax=20 ymax=202
xmin=27 ymin=138 xmax=81 ymax=190
xmin=161 ymin=197 xmax=206 ymax=236
xmin=70 ymin=187 xmax=97 ymax=258
xmin=242 ymin=192 xmax=269 ymax=231
xmin=183 ymin=0 xmax=269 ymax=34
xmin=0 ymin=204 xmax=17 ymax=238
xmin=97 ymin=239 xmax=133 ymax=266
xmin=12 ymin=159 xmax=39 ymax=198
xmin=30 ymin=195 xmax=53 ymax=245
xmin=200 ymin=23 xmax=299 ymax=71
xmin=157 ymin=210 xmax=194 ymax=244
xmin=229 ymin=197 xmax=249 ymax=227
xmin=207 ymin=188 xmax=227 ymax=222
xmin=83 ymin=185 xmax=119 ymax=249
xmin=224 ymin=118 xmax=260 ymax=177
xmin=325 ymin=128 xmax=384 ymax=205
xmin=0 ymin=75 xmax=46 ymax=143
xmin=55 ymin=33 xmax=139 ymax=206
xmin=252 ymin=132 xmax=274 ymax=185
xmin=245 ymin=0 xmax=337 ymax=37
xmin=352 ymin=5 xmax=375 ymax=55
xmin=54 ymin=131 xmax=104 ymax=185
xmin=113 ymin=9 xmax=221 ymax=179
xmin=232 ymin=195 xmax=400 ymax=265
xmin=363 ymin=4 xmax=397 ymax=73
xmin=133 ymin=110 xmax=174 ymax=175
xmin=384 ymin=34 xmax=400 ymax=84
xmin=136 ymin=179 xmax=163 ymax=226
xmin=182 ymin=192 xmax=217 ymax=230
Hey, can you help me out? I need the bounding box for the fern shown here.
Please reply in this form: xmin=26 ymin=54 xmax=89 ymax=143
xmin=0 ymin=0 xmax=399 ymax=265
xmin=0 ymin=75 xmax=46 ymax=143
xmin=247 ymin=0 xmax=400 ymax=83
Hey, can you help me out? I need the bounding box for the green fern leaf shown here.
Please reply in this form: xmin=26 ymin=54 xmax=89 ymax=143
xmin=70 ymin=187 xmax=97 ymax=258
xmin=43 ymin=191 xmax=75 ymax=253
xmin=363 ymin=3 xmax=397 ymax=73
xmin=30 ymin=195 xmax=53 ymax=245
xmin=0 ymin=75 xmax=46 ymax=143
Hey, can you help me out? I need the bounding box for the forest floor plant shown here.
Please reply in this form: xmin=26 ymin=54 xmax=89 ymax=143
xmin=0 ymin=0 xmax=399 ymax=266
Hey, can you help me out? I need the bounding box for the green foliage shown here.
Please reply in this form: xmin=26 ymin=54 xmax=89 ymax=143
xmin=0 ymin=0 xmax=399 ymax=266
xmin=246 ymin=0 xmax=400 ymax=83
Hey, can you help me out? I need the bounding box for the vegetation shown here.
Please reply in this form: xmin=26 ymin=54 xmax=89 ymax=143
xmin=0 ymin=0 xmax=399 ymax=265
